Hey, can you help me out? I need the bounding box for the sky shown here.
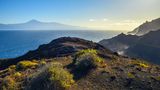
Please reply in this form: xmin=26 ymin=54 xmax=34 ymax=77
xmin=0 ymin=0 xmax=160 ymax=31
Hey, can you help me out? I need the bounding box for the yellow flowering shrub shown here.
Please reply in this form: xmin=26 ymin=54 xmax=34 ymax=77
xmin=75 ymin=49 xmax=106 ymax=68
xmin=16 ymin=60 xmax=38 ymax=70
xmin=48 ymin=62 xmax=75 ymax=89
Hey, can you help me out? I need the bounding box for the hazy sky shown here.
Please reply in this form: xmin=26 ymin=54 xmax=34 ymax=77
xmin=0 ymin=0 xmax=160 ymax=31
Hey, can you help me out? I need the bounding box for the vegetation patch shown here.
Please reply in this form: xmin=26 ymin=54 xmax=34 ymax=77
xmin=71 ymin=49 xmax=107 ymax=80
xmin=16 ymin=60 xmax=38 ymax=70
xmin=131 ymin=60 xmax=149 ymax=68
xmin=138 ymin=63 xmax=149 ymax=68
xmin=75 ymin=49 xmax=98 ymax=57
xmin=75 ymin=49 xmax=106 ymax=68
xmin=9 ymin=65 xmax=16 ymax=70
xmin=48 ymin=62 xmax=75 ymax=89
xmin=0 ymin=76 xmax=18 ymax=90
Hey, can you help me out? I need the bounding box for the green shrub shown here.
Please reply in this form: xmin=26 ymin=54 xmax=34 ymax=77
xmin=48 ymin=62 xmax=75 ymax=89
xmin=75 ymin=49 xmax=106 ymax=68
xmin=16 ymin=60 xmax=38 ymax=70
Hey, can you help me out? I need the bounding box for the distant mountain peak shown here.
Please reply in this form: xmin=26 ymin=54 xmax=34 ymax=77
xmin=0 ymin=19 xmax=87 ymax=30
xmin=26 ymin=19 xmax=42 ymax=23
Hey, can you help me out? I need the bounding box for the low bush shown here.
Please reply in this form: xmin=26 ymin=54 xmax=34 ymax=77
xmin=16 ymin=60 xmax=38 ymax=70
xmin=48 ymin=62 xmax=75 ymax=89
xmin=75 ymin=49 xmax=106 ymax=68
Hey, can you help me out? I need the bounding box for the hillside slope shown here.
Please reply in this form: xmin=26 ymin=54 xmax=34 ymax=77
xmin=99 ymin=30 xmax=160 ymax=64
xmin=0 ymin=37 xmax=160 ymax=90
xmin=0 ymin=37 xmax=112 ymax=69
xmin=128 ymin=18 xmax=160 ymax=35
xmin=99 ymin=33 xmax=139 ymax=52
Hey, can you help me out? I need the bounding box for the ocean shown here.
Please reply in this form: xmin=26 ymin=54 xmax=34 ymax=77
xmin=0 ymin=30 xmax=125 ymax=59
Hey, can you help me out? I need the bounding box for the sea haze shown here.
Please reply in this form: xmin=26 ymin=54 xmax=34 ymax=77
xmin=0 ymin=30 xmax=124 ymax=59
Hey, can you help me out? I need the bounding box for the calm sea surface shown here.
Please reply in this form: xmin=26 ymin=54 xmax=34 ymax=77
xmin=0 ymin=30 xmax=125 ymax=58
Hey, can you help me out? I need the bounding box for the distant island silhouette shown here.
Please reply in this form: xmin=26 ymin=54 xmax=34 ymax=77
xmin=0 ymin=19 xmax=87 ymax=30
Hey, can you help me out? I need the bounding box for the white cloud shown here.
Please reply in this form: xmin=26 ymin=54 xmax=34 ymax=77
xmin=89 ymin=19 xmax=96 ymax=22
xmin=102 ymin=18 xmax=108 ymax=21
